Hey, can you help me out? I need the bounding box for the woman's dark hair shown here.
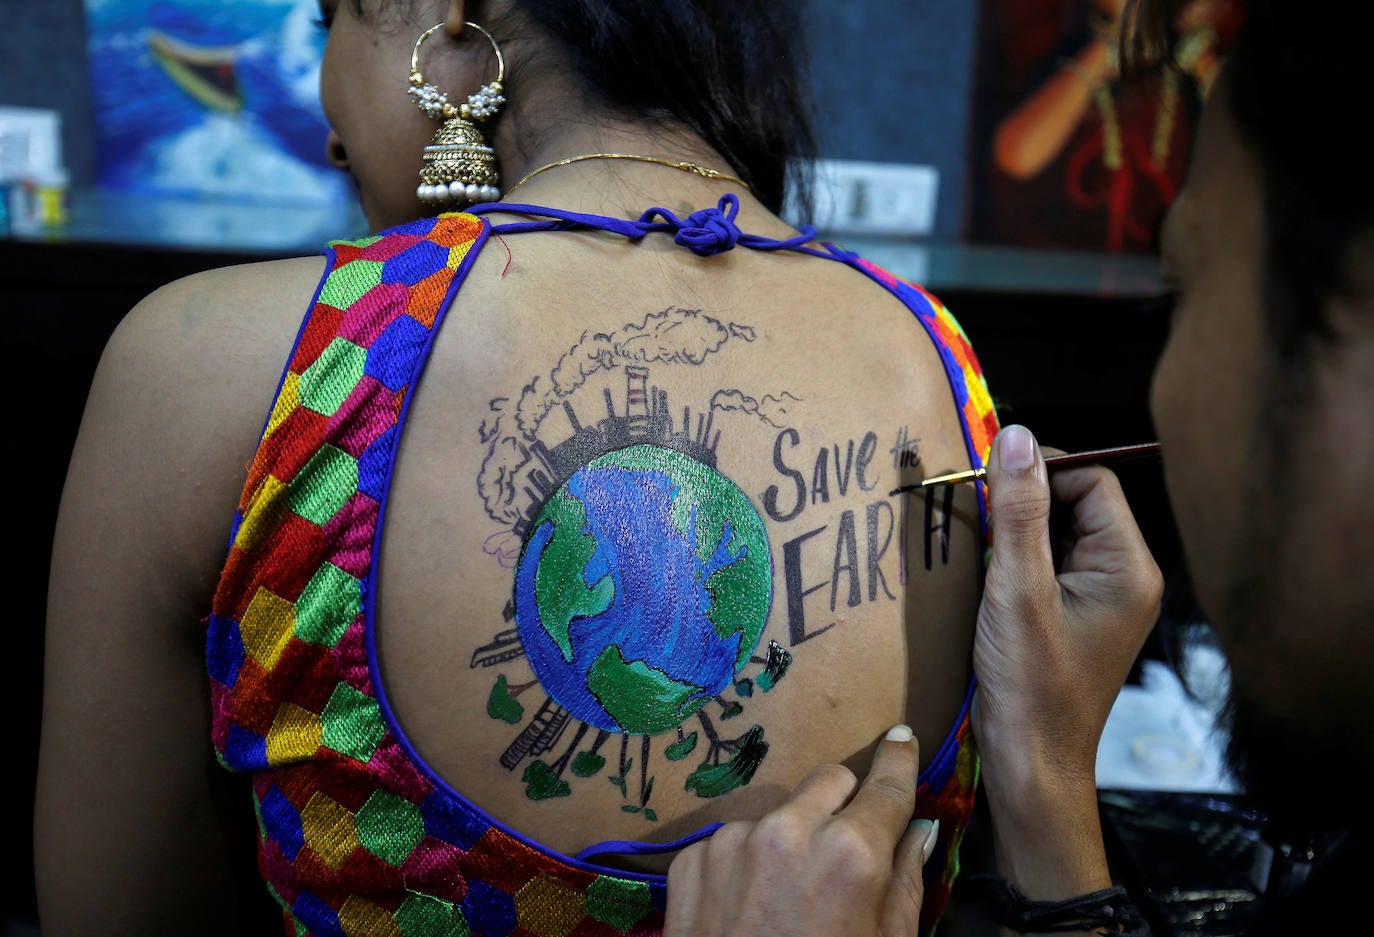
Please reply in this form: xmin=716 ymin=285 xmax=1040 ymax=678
xmin=503 ymin=0 xmax=817 ymax=214
xmin=1126 ymin=0 xmax=1374 ymax=362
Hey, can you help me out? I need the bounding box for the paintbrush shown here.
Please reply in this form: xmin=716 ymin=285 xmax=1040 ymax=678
xmin=889 ymin=441 xmax=1161 ymax=495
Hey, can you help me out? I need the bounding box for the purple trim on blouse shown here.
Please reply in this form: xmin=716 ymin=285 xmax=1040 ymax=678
xmin=574 ymin=823 xmax=726 ymax=863
xmin=471 ymin=193 xmax=831 ymax=258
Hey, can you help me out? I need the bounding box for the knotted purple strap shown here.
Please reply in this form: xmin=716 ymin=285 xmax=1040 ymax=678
xmin=473 ymin=194 xmax=827 ymax=258
xmin=638 ymin=195 xmax=744 ymax=256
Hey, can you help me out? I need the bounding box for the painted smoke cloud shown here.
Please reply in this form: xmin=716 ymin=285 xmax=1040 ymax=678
xmin=479 ymin=307 xmax=754 ymax=527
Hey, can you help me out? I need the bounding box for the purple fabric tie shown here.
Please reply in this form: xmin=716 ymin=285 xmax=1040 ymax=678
xmin=474 ymin=193 xmax=829 ymax=258
xmin=639 ymin=195 xmax=744 ymax=256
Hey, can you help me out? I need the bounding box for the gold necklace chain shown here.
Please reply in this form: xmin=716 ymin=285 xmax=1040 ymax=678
xmin=505 ymin=153 xmax=749 ymax=197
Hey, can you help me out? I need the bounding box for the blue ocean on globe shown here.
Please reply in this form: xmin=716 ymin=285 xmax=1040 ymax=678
xmin=514 ymin=447 xmax=772 ymax=735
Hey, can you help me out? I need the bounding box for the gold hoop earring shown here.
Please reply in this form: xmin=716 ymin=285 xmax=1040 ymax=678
xmin=408 ymin=21 xmax=505 ymax=208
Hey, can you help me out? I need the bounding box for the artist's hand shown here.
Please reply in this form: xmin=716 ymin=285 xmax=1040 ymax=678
xmin=973 ymin=424 xmax=1162 ymax=794
xmin=969 ymin=425 xmax=1161 ymax=901
xmin=664 ymin=727 xmax=939 ymax=937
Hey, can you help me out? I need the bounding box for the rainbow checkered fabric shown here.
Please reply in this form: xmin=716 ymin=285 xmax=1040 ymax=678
xmin=843 ymin=254 xmax=998 ymax=935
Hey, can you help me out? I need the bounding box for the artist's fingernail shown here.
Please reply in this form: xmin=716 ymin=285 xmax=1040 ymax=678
xmin=998 ymin=425 xmax=1036 ymax=472
xmin=886 ymin=724 xmax=914 ymax=743
xmin=924 ymin=819 xmax=941 ymax=863
xmin=908 ymin=819 xmax=940 ymax=865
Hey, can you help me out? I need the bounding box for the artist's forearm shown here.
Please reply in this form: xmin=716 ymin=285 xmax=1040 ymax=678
xmin=989 ymin=780 xmax=1111 ymax=896
xmin=980 ymin=734 xmax=1113 ymax=935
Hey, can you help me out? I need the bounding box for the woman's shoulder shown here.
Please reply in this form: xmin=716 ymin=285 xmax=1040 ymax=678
xmin=53 ymin=253 xmax=333 ymax=635
xmin=87 ymin=253 xmax=328 ymax=524
xmin=100 ymin=254 xmax=326 ymax=410
xmin=118 ymin=254 xmax=327 ymax=348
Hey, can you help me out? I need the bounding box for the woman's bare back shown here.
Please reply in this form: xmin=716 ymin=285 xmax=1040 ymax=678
xmin=363 ymin=217 xmax=985 ymax=866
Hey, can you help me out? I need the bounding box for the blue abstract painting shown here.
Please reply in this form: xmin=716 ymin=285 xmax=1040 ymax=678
xmin=84 ymin=0 xmax=350 ymax=206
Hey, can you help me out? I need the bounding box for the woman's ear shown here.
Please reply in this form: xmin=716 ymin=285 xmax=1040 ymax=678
xmin=443 ymin=1 xmax=467 ymax=38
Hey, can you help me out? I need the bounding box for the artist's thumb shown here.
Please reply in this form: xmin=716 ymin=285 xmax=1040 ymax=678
xmin=982 ymin=425 xmax=1058 ymax=619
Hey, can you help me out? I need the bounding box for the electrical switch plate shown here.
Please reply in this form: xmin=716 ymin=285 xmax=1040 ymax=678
xmin=806 ymin=158 xmax=939 ymax=237
xmin=0 ymin=107 xmax=63 ymax=181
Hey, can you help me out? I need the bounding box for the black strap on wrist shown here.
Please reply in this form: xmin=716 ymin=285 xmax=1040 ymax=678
xmin=965 ymin=873 xmax=1152 ymax=935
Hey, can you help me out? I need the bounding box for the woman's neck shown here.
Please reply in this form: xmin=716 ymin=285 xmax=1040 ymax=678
xmin=489 ymin=96 xmax=772 ymax=222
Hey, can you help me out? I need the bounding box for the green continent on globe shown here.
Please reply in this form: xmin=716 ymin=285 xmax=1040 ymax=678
xmin=587 ymin=645 xmax=707 ymax=736
xmin=532 ymin=488 xmax=615 ymax=662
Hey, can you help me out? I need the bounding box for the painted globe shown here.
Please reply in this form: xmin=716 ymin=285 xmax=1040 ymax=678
xmin=514 ymin=444 xmax=772 ymax=735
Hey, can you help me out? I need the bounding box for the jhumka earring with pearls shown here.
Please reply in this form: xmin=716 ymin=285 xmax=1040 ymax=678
xmin=408 ymin=22 xmax=505 ymax=208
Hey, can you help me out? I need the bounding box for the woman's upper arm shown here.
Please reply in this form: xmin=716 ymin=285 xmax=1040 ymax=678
xmin=888 ymin=299 xmax=991 ymax=751
xmin=34 ymin=261 xmax=318 ymax=936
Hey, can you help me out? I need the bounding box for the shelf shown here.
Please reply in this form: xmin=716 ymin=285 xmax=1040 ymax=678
xmin=832 ymin=235 xmax=1164 ymax=298
xmin=5 ymin=185 xmax=368 ymax=258
xmin=5 ymin=187 xmax=1164 ymax=298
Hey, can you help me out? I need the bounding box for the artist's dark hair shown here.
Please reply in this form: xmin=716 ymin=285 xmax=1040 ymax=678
xmin=505 ymin=0 xmax=817 ymax=214
xmin=1126 ymin=0 xmax=1374 ymax=361
xmin=1128 ymin=0 xmax=1374 ymax=683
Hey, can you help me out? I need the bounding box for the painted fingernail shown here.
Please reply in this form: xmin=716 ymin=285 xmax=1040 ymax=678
xmin=886 ymin=724 xmax=914 ymax=743
xmin=922 ymin=819 xmax=941 ymax=864
xmin=907 ymin=819 xmax=940 ymax=865
xmin=999 ymin=425 xmax=1036 ymax=472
